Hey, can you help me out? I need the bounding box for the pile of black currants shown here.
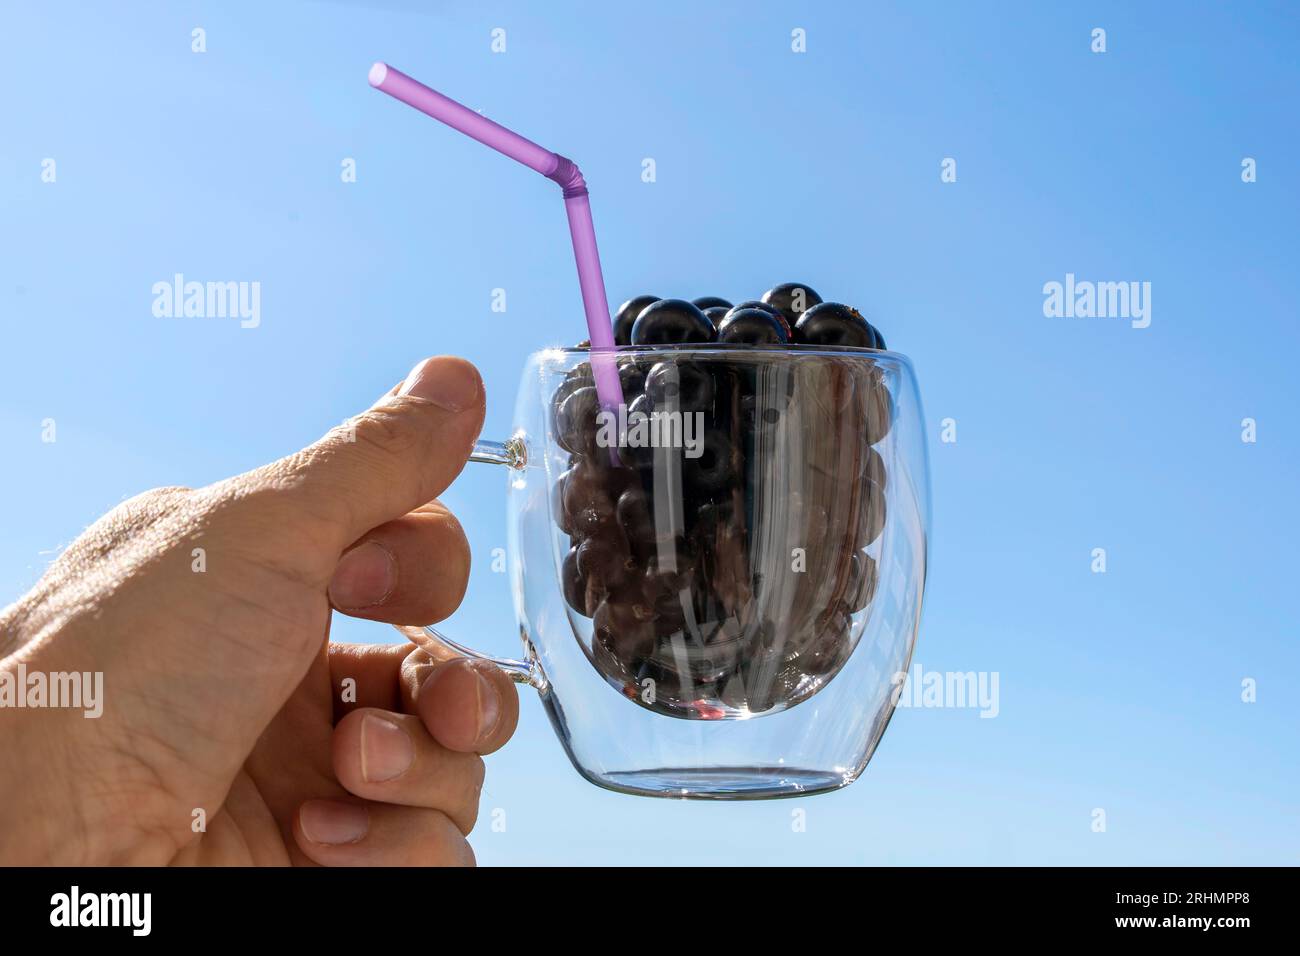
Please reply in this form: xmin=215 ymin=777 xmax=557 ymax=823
xmin=552 ymin=283 xmax=892 ymax=719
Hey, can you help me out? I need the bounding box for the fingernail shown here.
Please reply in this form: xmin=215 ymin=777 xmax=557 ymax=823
xmin=472 ymin=666 xmax=502 ymax=743
xmin=328 ymin=541 xmax=395 ymax=610
xmin=360 ymin=713 xmax=414 ymax=783
xmin=299 ymin=800 xmax=369 ymax=845
xmin=398 ymin=356 xmax=481 ymax=411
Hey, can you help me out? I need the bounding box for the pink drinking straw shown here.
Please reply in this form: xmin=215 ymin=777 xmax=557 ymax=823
xmin=368 ymin=62 xmax=624 ymax=418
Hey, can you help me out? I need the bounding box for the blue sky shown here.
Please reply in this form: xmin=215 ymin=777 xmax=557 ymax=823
xmin=1 ymin=0 xmax=1297 ymax=864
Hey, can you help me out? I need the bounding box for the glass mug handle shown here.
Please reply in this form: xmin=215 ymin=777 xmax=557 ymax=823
xmin=390 ymin=436 xmax=543 ymax=687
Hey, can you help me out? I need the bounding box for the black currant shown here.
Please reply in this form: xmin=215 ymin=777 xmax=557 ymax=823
xmin=860 ymin=374 xmax=893 ymax=444
xmin=614 ymin=294 xmax=660 ymax=346
xmin=552 ymin=467 xmax=577 ymax=536
xmin=726 ymin=299 xmax=791 ymax=340
xmin=853 ymin=478 xmax=887 ymax=549
xmin=618 ymin=360 xmax=646 ymax=398
xmin=645 ymin=360 xmax=716 ymax=412
xmin=716 ymin=307 xmax=789 ymax=346
xmin=761 ymin=282 xmax=823 ymax=328
xmin=845 ymin=551 xmax=878 ymax=613
xmin=801 ymin=606 xmax=852 ymax=677
xmin=683 ymin=429 xmax=736 ymax=494
xmin=561 ymin=546 xmax=596 ymax=616
xmin=702 ymin=305 xmax=730 ymax=327
xmin=594 ymin=597 xmax=658 ymax=660
xmin=577 ymin=531 xmax=635 ymax=593
xmin=630 ymin=298 xmax=716 ymax=346
xmin=555 ymin=385 xmax=601 ymax=456
xmin=794 ymin=302 xmax=875 ymax=349
xmin=616 ymin=485 xmax=659 ymax=560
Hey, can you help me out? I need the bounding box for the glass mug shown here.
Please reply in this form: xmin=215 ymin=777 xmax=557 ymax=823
xmin=395 ymin=345 xmax=930 ymax=799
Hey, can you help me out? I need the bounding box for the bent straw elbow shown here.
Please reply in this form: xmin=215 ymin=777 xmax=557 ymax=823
xmin=545 ymin=155 xmax=589 ymax=198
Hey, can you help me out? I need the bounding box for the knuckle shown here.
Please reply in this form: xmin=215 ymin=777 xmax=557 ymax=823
xmin=140 ymin=484 xmax=194 ymax=504
xmin=111 ymin=485 xmax=193 ymax=524
xmin=81 ymin=486 xmax=199 ymax=559
xmin=437 ymin=753 xmax=484 ymax=836
xmin=197 ymin=467 xmax=346 ymax=575
xmin=426 ymin=809 xmax=475 ymax=866
xmin=459 ymin=755 xmax=486 ymax=808
xmin=433 ymin=512 xmax=472 ymax=602
xmin=465 ymin=764 xmax=488 ymax=832
xmin=352 ymin=403 xmax=426 ymax=461
xmin=417 ymin=592 xmax=460 ymax=627
xmin=440 ymin=510 xmax=471 ymax=559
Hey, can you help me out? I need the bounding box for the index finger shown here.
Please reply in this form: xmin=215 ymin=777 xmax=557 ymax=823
xmin=328 ymin=641 xmax=415 ymax=723
xmin=403 ymin=654 xmax=521 ymax=756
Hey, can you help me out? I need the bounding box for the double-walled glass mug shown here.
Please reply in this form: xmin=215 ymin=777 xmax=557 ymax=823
xmin=395 ymin=345 xmax=930 ymax=799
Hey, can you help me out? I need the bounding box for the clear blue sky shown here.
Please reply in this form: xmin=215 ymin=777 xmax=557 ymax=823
xmin=2 ymin=1 xmax=1296 ymax=864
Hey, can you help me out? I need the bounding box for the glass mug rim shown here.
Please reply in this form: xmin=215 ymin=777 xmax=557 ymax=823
xmin=542 ymin=343 xmax=912 ymax=363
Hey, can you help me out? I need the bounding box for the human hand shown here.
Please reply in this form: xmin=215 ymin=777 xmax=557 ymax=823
xmin=0 ymin=356 xmax=519 ymax=865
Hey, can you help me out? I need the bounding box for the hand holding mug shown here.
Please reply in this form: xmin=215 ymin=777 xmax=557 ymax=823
xmin=0 ymin=357 xmax=518 ymax=865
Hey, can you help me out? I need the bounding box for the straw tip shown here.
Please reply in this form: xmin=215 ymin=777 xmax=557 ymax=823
xmin=368 ymin=62 xmax=389 ymax=87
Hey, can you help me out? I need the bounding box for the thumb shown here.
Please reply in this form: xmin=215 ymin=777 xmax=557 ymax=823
xmin=264 ymin=356 xmax=486 ymax=553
